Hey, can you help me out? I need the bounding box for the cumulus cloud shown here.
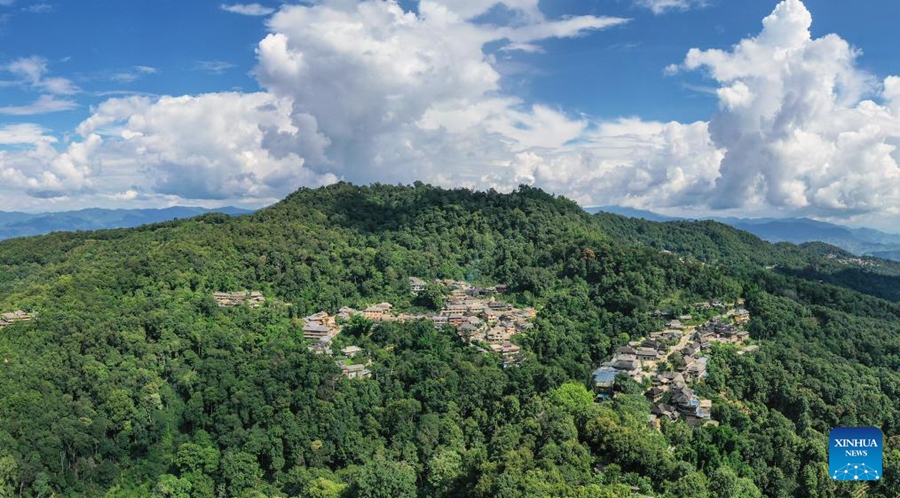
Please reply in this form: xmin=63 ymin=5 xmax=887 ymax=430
xmin=669 ymin=0 xmax=900 ymax=216
xmin=6 ymin=0 xmax=900 ymax=227
xmin=75 ymin=92 xmax=336 ymax=200
xmin=220 ymin=3 xmax=275 ymax=16
xmin=254 ymin=0 xmax=626 ymax=183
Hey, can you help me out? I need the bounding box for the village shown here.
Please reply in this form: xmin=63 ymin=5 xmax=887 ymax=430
xmin=209 ymin=282 xmax=759 ymax=429
xmin=593 ymin=302 xmax=756 ymax=429
xmin=213 ymin=277 xmax=534 ymax=380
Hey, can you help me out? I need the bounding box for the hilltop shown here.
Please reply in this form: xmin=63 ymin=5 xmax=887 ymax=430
xmin=589 ymin=206 xmax=900 ymax=262
xmin=0 ymin=183 xmax=897 ymax=497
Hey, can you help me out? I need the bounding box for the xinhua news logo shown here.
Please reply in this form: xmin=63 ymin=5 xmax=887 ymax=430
xmin=829 ymin=427 xmax=883 ymax=481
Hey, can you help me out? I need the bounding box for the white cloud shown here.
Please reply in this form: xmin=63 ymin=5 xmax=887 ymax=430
xmin=667 ymin=0 xmax=900 ymax=216
xmin=5 ymin=0 xmax=900 ymax=227
xmin=5 ymin=56 xmax=79 ymax=94
xmin=220 ymin=3 xmax=275 ymax=16
xmin=0 ymin=123 xmax=56 ymax=145
xmin=0 ymin=95 xmax=77 ymax=115
xmin=75 ymin=92 xmax=335 ymax=200
xmin=633 ymin=0 xmax=708 ymax=15
xmin=254 ymin=0 xmax=626 ymax=184
xmin=0 ymin=134 xmax=101 ymax=197
xmin=24 ymin=3 xmax=52 ymax=13
xmin=196 ymin=60 xmax=237 ymax=74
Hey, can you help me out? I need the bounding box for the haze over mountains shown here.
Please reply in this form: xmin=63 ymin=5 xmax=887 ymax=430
xmin=588 ymin=206 xmax=900 ymax=262
xmin=4 ymin=204 xmax=898 ymax=264
xmin=0 ymin=207 xmax=252 ymax=241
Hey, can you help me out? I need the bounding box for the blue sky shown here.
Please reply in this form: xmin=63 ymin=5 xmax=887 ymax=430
xmin=1 ymin=0 xmax=899 ymax=231
xmin=7 ymin=1 xmax=900 ymax=129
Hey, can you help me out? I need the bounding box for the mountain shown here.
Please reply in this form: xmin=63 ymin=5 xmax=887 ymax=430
xmin=0 ymin=183 xmax=897 ymax=497
xmin=0 ymin=206 xmax=253 ymax=241
xmin=585 ymin=205 xmax=681 ymax=222
xmin=589 ymin=206 xmax=900 ymax=262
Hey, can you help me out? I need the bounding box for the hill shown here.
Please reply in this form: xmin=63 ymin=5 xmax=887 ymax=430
xmin=588 ymin=206 xmax=900 ymax=262
xmin=0 ymin=206 xmax=252 ymax=241
xmin=0 ymin=183 xmax=897 ymax=497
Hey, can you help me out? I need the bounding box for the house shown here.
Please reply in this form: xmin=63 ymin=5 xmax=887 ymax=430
xmin=483 ymin=308 xmax=501 ymax=325
xmin=337 ymin=307 xmax=358 ymax=320
xmin=592 ymin=367 xmax=618 ymax=388
xmin=409 ymin=277 xmax=427 ymax=295
xmin=457 ymin=323 xmax=478 ymax=340
xmin=696 ymin=399 xmax=712 ymax=420
xmin=303 ymin=323 xmax=334 ymax=340
xmin=487 ymin=301 xmax=511 ymax=311
xmin=606 ymin=354 xmax=641 ymax=371
xmin=685 ymin=357 xmax=707 ymax=381
xmin=651 ymin=404 xmax=680 ymax=421
xmin=491 ymin=342 xmax=522 ymax=367
xmin=0 ymin=310 xmax=33 ymax=325
xmin=341 ymin=346 xmax=363 ymax=358
xmin=635 ymin=347 xmax=660 ymax=360
xmin=642 ymin=338 xmax=662 ymax=349
xmin=466 ymin=286 xmax=490 ymax=297
xmin=363 ymin=303 xmax=393 ymax=321
xmin=646 ymin=387 xmax=666 ymax=403
xmin=308 ymin=337 xmax=333 ymax=355
xmin=671 ymin=386 xmax=698 ymax=409
xmin=666 ymin=319 xmax=684 ymax=330
xmin=616 ymin=346 xmax=638 ymax=355
xmin=658 ymin=371 xmax=685 ymax=386
xmin=494 ymin=284 xmax=509 ymax=294
xmin=247 ymin=292 xmax=265 ymax=307
xmin=683 ymin=342 xmax=701 ymax=357
xmin=519 ymin=308 xmax=537 ymax=318
xmin=214 ymin=291 xmax=266 ymax=308
xmin=305 ymin=312 xmax=336 ymax=328
xmin=661 ymin=330 xmax=682 ymax=341
xmin=441 ymin=303 xmax=468 ymax=315
xmin=485 ymin=326 xmax=503 ymax=342
xmin=733 ymin=307 xmax=750 ymax=325
xmin=337 ymin=362 xmax=372 ymax=379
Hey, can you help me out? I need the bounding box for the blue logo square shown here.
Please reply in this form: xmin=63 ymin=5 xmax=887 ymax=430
xmin=829 ymin=427 xmax=883 ymax=481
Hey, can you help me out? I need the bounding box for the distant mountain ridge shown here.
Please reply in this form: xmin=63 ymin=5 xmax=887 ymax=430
xmin=587 ymin=205 xmax=900 ymax=262
xmin=0 ymin=206 xmax=253 ymax=241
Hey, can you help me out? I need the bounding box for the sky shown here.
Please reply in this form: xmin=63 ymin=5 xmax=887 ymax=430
xmin=1 ymin=0 xmax=899 ymax=231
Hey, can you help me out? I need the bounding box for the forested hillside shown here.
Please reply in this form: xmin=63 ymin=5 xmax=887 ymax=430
xmin=0 ymin=183 xmax=897 ymax=497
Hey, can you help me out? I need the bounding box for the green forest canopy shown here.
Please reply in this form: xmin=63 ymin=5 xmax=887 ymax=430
xmin=0 ymin=182 xmax=897 ymax=497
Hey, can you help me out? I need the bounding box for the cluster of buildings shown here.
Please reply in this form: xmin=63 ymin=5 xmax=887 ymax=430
xmin=0 ymin=310 xmax=33 ymax=328
xmin=593 ymin=303 xmax=754 ymax=428
xmin=303 ymin=312 xmax=342 ymax=355
xmin=335 ymin=346 xmax=372 ymax=379
xmin=304 ymin=278 xmax=530 ymax=368
xmin=213 ymin=291 xmax=266 ymax=308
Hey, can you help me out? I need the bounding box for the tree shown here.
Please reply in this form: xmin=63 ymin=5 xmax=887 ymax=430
xmin=352 ymin=460 xmax=417 ymax=498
